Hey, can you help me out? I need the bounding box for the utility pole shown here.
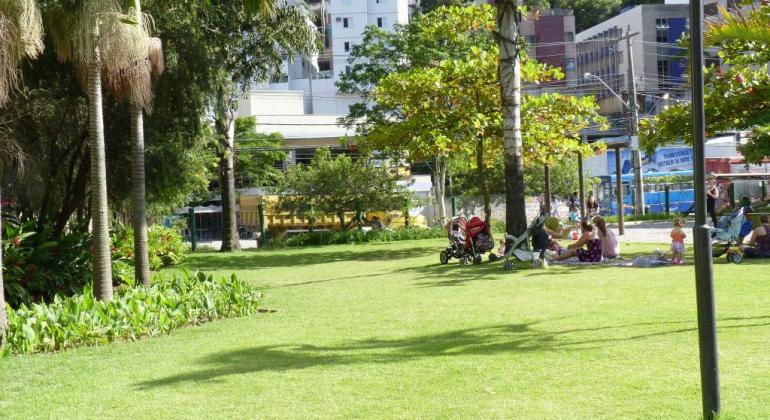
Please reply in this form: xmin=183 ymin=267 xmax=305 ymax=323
xmin=625 ymin=26 xmax=645 ymax=216
xmin=498 ymin=0 xmax=527 ymax=237
xmin=690 ymin=1 xmax=720 ymax=418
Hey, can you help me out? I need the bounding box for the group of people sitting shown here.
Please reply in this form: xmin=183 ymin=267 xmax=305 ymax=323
xmin=546 ymin=216 xmax=619 ymax=263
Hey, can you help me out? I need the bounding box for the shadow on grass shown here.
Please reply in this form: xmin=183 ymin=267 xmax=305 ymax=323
xmin=135 ymin=316 xmax=770 ymax=389
xmin=184 ymin=245 xmax=436 ymax=271
xmin=408 ymin=248 xmax=661 ymax=287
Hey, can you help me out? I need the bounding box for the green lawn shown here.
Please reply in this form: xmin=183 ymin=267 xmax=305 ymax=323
xmin=1 ymin=239 xmax=769 ymax=418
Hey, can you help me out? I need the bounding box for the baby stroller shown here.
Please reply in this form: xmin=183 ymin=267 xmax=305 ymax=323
xmin=440 ymin=216 xmax=494 ymax=265
xmin=500 ymin=216 xmax=549 ymax=270
xmin=711 ymin=207 xmax=745 ymax=264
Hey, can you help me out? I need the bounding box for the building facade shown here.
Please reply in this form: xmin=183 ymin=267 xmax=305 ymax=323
xmin=252 ymin=0 xmax=412 ymax=116
xmin=575 ymin=3 xmax=692 ymax=117
xmin=519 ymin=8 xmax=578 ymax=87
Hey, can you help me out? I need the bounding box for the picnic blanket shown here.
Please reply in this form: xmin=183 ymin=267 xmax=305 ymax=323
xmin=549 ymin=257 xmax=633 ymax=267
xmin=549 ymin=255 xmax=670 ymax=267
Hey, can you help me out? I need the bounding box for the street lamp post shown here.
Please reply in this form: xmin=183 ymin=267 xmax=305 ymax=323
xmin=690 ymin=0 xmax=720 ymax=418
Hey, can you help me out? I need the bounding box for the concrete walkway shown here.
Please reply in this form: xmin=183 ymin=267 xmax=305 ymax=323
xmin=610 ymin=220 xmax=696 ymax=243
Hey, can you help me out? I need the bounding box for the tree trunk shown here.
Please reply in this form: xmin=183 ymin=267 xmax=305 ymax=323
xmin=544 ymin=164 xmax=552 ymax=215
xmin=217 ymin=109 xmax=240 ymax=252
xmin=130 ymin=104 xmax=151 ymax=287
xmin=498 ymin=0 xmax=527 ymax=237
xmin=476 ymin=139 xmax=491 ymax=223
xmin=1 ymin=188 xmax=7 ymax=350
xmin=433 ymin=156 xmax=447 ymax=222
xmin=337 ymin=212 xmax=345 ymax=229
xmin=88 ymin=53 xmax=113 ymax=301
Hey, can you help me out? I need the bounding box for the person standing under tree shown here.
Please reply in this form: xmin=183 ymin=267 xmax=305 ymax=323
xmin=706 ymin=178 xmax=719 ymax=226
xmin=587 ymin=191 xmax=599 ymax=216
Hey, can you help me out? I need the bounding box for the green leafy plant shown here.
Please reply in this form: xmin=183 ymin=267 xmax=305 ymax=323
xmin=2 ymin=220 xmax=92 ymax=308
xmin=3 ymin=270 xmax=262 ymax=356
xmin=112 ymin=224 xmax=186 ymax=272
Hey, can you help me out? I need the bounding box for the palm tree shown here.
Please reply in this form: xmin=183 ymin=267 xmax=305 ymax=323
xmin=102 ymin=0 xmax=163 ymax=288
xmin=705 ymin=4 xmax=770 ymax=45
xmin=47 ymin=0 xmax=153 ymax=300
xmin=0 ymin=0 xmax=43 ymax=349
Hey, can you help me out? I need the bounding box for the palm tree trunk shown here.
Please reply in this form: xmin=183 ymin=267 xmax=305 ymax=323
xmin=1 ymin=188 xmax=7 ymax=350
xmin=88 ymin=54 xmax=113 ymax=301
xmin=219 ymin=110 xmax=240 ymax=251
xmin=130 ymin=104 xmax=151 ymax=287
xmin=498 ymin=0 xmax=527 ymax=237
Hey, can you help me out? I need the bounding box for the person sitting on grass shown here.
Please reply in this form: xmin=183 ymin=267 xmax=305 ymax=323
xmin=593 ymin=216 xmax=619 ymax=259
xmin=740 ymin=214 xmax=770 ymax=258
xmin=552 ymin=220 xmax=602 ymax=262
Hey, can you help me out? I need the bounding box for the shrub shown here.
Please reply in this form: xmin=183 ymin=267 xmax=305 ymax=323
xmin=266 ymin=226 xmax=446 ymax=248
xmin=112 ymin=224 xmax=186 ymax=271
xmin=2 ymin=270 xmax=262 ymax=356
xmin=2 ymin=220 xmax=92 ymax=308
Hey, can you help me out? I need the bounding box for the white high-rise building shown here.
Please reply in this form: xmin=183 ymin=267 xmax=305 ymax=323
xmin=239 ymin=0 xmax=411 ymax=117
xmin=329 ymin=0 xmax=410 ymax=82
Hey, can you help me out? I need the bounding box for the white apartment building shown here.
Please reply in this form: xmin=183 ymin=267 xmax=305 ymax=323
xmin=239 ymin=0 xmax=411 ymax=117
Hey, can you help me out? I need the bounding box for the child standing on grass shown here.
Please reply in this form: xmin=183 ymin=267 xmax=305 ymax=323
xmin=670 ymin=218 xmax=686 ymax=265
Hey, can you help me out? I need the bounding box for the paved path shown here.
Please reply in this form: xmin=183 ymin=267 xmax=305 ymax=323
xmin=610 ymin=220 xmax=696 ymax=243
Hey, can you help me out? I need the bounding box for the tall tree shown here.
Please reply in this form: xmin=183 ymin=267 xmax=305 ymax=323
xmin=189 ymin=0 xmax=317 ymax=252
xmin=45 ymin=0 xmax=153 ymax=300
xmin=497 ymin=0 xmax=527 ymax=237
xmin=109 ymin=0 xmax=164 ymax=288
xmin=338 ymin=5 xmax=498 ymax=221
xmin=0 ymin=0 xmax=43 ymax=349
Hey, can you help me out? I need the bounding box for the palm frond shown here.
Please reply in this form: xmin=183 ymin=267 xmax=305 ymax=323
xmin=244 ymin=0 xmax=279 ymax=20
xmin=705 ymin=5 xmax=770 ymax=45
xmin=0 ymin=0 xmax=43 ymax=107
xmin=148 ymin=37 xmax=164 ymax=77
xmin=0 ymin=16 xmax=21 ymax=106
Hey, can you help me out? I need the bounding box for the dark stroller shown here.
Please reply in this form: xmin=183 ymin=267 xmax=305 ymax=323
xmin=440 ymin=216 xmax=494 ymax=265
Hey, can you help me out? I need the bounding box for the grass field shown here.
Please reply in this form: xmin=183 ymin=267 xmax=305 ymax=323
xmin=1 ymin=239 xmax=769 ymax=419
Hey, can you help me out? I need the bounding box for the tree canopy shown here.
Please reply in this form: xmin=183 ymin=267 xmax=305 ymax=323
xmin=277 ymin=148 xmax=412 ymax=228
xmin=234 ymin=117 xmax=286 ymax=189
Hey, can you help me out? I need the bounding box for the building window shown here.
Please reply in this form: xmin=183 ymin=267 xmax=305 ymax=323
xmin=524 ymin=35 xmax=536 ymax=45
xmin=344 ymin=42 xmax=350 ymax=52
xmin=376 ymin=0 xmax=381 ymax=3
xmin=345 ymin=65 xmax=352 ymax=75
xmin=657 ymin=59 xmax=670 ymax=88
xmin=377 ymin=17 xmax=384 ymax=27
xmin=656 ymin=18 xmax=669 ymax=43
xmin=565 ymin=32 xmax=574 ymax=42
xmin=566 ymin=58 xmax=575 ymax=71
xmin=343 ymin=17 xmax=349 ymax=28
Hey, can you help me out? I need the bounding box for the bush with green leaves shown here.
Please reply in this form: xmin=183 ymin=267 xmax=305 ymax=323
xmin=112 ymin=224 xmax=186 ymax=271
xmin=266 ymin=226 xmax=446 ymax=248
xmin=2 ymin=220 xmax=92 ymax=308
xmin=2 ymin=271 xmax=262 ymax=356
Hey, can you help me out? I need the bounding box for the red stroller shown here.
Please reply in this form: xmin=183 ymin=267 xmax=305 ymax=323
xmin=440 ymin=216 xmax=494 ymax=265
